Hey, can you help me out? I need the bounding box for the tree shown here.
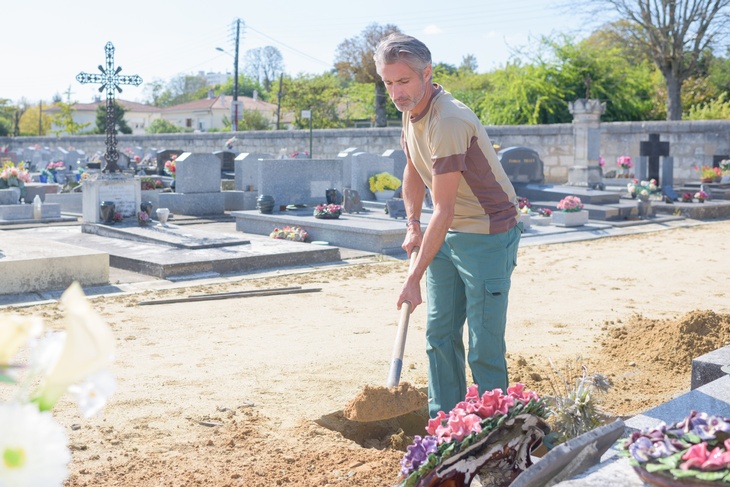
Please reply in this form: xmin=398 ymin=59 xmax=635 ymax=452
xmin=52 ymin=86 xmax=91 ymax=135
xmin=279 ymin=73 xmax=347 ymax=129
xmin=94 ymin=102 xmax=131 ymax=134
xmin=154 ymin=74 xmax=209 ymax=107
xmin=18 ymin=103 xmax=51 ymax=136
xmin=0 ymin=99 xmax=15 ymax=137
xmin=146 ymin=118 xmax=182 ymax=134
xmin=577 ymin=0 xmax=730 ymax=120
xmin=244 ymin=46 xmax=285 ymax=92
xmin=334 ymin=23 xmax=403 ymax=127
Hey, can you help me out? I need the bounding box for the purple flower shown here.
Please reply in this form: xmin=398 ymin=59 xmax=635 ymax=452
xmin=400 ymin=435 xmax=438 ymax=476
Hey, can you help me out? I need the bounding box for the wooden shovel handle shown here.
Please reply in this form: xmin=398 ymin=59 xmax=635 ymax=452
xmin=386 ymin=247 xmax=419 ymax=388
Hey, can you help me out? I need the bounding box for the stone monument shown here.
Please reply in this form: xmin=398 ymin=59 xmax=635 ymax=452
xmin=567 ymin=98 xmax=605 ymax=189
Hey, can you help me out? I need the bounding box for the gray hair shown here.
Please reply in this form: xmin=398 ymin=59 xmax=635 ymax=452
xmin=374 ymin=33 xmax=432 ymax=76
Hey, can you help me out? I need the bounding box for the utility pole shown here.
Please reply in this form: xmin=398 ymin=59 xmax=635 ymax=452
xmin=276 ymin=73 xmax=283 ymax=130
xmin=233 ymin=18 xmax=240 ymax=132
xmin=38 ymin=100 xmax=43 ymax=136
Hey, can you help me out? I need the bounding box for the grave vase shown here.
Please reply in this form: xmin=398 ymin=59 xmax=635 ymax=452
xmin=374 ymin=190 xmax=395 ymax=202
xmin=551 ymin=210 xmax=589 ymax=227
xmin=256 ymin=195 xmax=275 ymax=214
xmin=100 ymin=201 xmax=115 ymax=224
xmin=156 ymin=208 xmax=170 ymax=224
xmin=140 ymin=201 xmax=153 ymax=217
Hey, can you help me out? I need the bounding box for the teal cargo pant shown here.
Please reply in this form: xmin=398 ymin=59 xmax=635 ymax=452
xmin=425 ymin=224 xmax=521 ymax=417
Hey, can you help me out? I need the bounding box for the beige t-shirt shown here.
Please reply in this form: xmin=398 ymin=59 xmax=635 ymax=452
xmin=402 ymin=84 xmax=518 ymax=234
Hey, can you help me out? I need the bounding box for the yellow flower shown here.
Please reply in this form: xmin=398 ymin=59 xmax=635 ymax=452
xmin=369 ymin=172 xmax=401 ymax=193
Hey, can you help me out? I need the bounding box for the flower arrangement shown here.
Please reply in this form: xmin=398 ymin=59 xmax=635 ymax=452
xmin=695 ymin=190 xmax=709 ymax=202
xmin=517 ymin=197 xmax=531 ymax=214
xmin=627 ymin=178 xmax=659 ymax=200
xmin=695 ymin=165 xmax=722 ymax=182
xmin=620 ymin=410 xmax=730 ymax=484
xmin=535 ymin=208 xmax=552 ymax=217
xmin=313 ymin=203 xmax=342 ymax=219
xmin=46 ymin=161 xmax=66 ymax=173
xmin=0 ymin=161 xmax=31 ymax=189
xmin=289 ymin=151 xmax=309 ymax=158
xmin=0 ymin=282 xmax=115 ymax=486
xmin=720 ymin=159 xmax=730 ymax=173
xmin=164 ymin=155 xmax=177 ymax=178
xmin=112 ymin=212 xmax=124 ymax=223
xmin=137 ymin=210 xmax=150 ymax=226
xmin=599 ymin=156 xmax=606 ymax=167
xmin=140 ymin=177 xmax=163 ymax=191
xmin=269 ymin=225 xmax=309 ymax=242
xmin=617 ymin=156 xmax=633 ymax=169
xmin=369 ymin=172 xmax=402 ymax=193
xmin=396 ymin=384 xmax=549 ymax=487
xmin=682 ymin=192 xmax=694 ymax=203
xmin=557 ymin=196 xmax=584 ymax=212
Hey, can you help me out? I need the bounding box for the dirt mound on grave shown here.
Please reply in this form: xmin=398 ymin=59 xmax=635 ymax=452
xmin=602 ymin=310 xmax=730 ymax=374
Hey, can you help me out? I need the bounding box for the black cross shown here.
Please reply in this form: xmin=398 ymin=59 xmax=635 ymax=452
xmin=639 ymin=133 xmax=670 ymax=184
xmin=77 ymin=42 xmax=142 ymax=173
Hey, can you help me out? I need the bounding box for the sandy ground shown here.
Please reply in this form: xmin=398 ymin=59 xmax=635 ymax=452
xmin=5 ymin=219 xmax=730 ymax=486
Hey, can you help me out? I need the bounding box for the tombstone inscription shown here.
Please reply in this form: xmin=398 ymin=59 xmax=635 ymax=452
xmin=76 ymin=42 xmax=142 ymax=174
xmin=497 ymin=147 xmax=544 ymax=184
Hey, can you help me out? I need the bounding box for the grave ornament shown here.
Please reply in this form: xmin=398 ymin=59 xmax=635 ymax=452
xmin=76 ymin=42 xmax=142 ymax=174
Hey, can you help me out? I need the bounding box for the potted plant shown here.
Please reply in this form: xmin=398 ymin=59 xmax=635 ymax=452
xmin=695 ymin=190 xmax=709 ymax=203
xmin=617 ymin=156 xmax=633 ymax=178
xmin=369 ymin=172 xmax=401 ymax=201
xmin=695 ymin=165 xmax=722 ymax=183
xmin=532 ymin=207 xmax=553 ymax=226
xmin=517 ymin=197 xmax=531 ymax=228
xmin=552 ymin=196 xmax=589 ymax=227
xmin=0 ymin=161 xmax=31 ymax=203
xmin=627 ymin=179 xmax=659 ymax=201
xmin=681 ymin=192 xmax=694 ymax=203
xmin=313 ymin=203 xmax=343 ymax=219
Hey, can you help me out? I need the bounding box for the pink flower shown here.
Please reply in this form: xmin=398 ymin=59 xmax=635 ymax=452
xmin=446 ymin=409 xmax=482 ymax=443
xmin=508 ymin=383 xmax=540 ymax=402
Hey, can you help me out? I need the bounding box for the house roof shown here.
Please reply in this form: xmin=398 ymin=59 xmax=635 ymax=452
xmin=162 ymin=95 xmax=277 ymax=113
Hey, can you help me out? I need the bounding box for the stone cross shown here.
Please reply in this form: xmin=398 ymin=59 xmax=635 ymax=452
xmin=640 ymin=133 xmax=670 ymax=184
xmin=77 ymin=42 xmax=142 ymax=173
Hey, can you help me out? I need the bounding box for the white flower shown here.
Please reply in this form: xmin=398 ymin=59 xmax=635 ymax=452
xmin=0 ymin=403 xmax=70 ymax=487
xmin=0 ymin=315 xmax=43 ymax=364
xmin=33 ymin=282 xmax=115 ymax=412
xmin=68 ymin=369 xmax=116 ymax=418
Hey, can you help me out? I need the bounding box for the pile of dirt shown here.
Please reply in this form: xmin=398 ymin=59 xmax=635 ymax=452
xmin=343 ymin=382 xmax=427 ymax=422
xmin=508 ymin=310 xmax=730 ymax=418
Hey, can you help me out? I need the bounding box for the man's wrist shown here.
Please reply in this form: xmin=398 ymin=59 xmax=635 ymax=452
xmin=406 ymin=218 xmax=421 ymax=227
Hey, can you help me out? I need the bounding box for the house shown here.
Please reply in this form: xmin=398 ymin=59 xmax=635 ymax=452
xmin=47 ymin=91 xmax=286 ymax=134
xmin=160 ymin=91 xmax=282 ymax=131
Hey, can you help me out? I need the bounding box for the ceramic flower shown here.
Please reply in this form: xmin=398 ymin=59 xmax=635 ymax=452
xmin=369 ymin=172 xmax=401 ymax=193
xmin=617 ymin=156 xmax=633 ymax=169
xmin=557 ymin=196 xmax=584 ymax=212
xmin=0 ymin=403 xmax=71 ymax=487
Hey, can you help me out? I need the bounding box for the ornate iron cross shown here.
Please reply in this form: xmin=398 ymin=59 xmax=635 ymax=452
xmin=76 ymin=42 xmax=142 ymax=173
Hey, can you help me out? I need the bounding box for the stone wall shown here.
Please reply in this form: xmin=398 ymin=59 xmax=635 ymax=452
xmin=3 ymin=119 xmax=730 ymax=185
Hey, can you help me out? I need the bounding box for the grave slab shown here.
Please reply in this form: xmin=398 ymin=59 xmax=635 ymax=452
xmin=691 ymin=344 xmax=730 ymax=390
xmin=11 ymin=225 xmax=342 ymax=280
xmin=0 ymin=232 xmax=108 ymax=294
xmin=81 ymin=222 xmax=251 ymax=249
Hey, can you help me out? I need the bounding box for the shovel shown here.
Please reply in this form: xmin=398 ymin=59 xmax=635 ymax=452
xmin=343 ymin=246 xmax=425 ymax=423
xmin=386 ymin=246 xmax=419 ymax=388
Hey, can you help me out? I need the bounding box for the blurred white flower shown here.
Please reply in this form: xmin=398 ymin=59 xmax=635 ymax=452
xmin=68 ymin=369 xmax=117 ymax=418
xmin=0 ymin=403 xmax=71 ymax=487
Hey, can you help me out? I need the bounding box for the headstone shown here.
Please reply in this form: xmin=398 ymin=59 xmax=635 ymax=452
xmin=233 ymin=152 xmax=273 ymax=191
xmin=257 ymin=158 xmax=344 ymax=207
xmin=639 ymin=133 xmax=670 ymax=185
xmin=53 ymin=147 xmax=69 ymax=163
xmin=156 ymin=149 xmax=184 ymax=176
xmin=174 ymin=153 xmax=221 ymax=194
xmin=663 ymin=185 xmax=679 ymax=202
xmin=342 ymin=189 xmax=364 ymax=214
xmin=116 ymin=152 xmax=131 ymax=171
xmin=498 ymin=147 xmax=545 ymax=183
xmin=386 ymin=199 xmax=407 ymax=219
xmin=336 ymin=147 xmax=365 ymax=190
xmin=213 ymin=150 xmax=236 ymax=178
xmin=568 ymin=99 xmax=605 ymax=187
xmin=351 ymin=152 xmax=395 ymax=198
xmin=82 ymin=176 xmax=141 ymax=223
xmin=382 ymin=149 xmax=407 ymax=181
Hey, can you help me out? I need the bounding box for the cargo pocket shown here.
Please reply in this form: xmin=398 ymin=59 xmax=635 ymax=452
xmin=482 ymin=278 xmax=511 ymax=336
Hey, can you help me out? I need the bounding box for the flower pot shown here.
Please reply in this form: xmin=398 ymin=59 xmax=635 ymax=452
xmin=256 ymin=195 xmax=275 ymax=214
xmin=519 ymin=213 xmax=531 ymax=229
xmin=531 ymin=215 xmax=552 ymax=226
xmin=39 ymin=175 xmax=48 ymax=183
xmin=551 ymin=210 xmax=589 ymax=227
xmin=100 ymin=201 xmax=115 ymax=224
xmin=140 ymin=201 xmax=153 ymax=217
xmin=325 ymin=188 xmax=342 ymax=205
xmin=374 ymin=190 xmax=395 ymax=202
xmin=156 ymin=208 xmax=170 ymax=224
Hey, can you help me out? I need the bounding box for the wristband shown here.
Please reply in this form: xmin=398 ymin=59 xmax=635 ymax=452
xmin=406 ymin=219 xmax=421 ymax=227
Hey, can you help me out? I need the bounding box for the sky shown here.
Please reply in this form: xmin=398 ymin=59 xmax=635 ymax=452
xmin=2 ymin=0 xmax=598 ymax=106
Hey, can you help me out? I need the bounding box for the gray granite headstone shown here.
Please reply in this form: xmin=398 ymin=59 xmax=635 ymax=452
xmin=233 ymin=152 xmax=273 ymax=191
xmin=382 ymin=149 xmax=407 ymax=181
xmin=352 ymin=152 xmax=395 ymax=199
xmin=386 ymin=198 xmax=407 ymax=219
xmin=175 ymin=153 xmax=221 ymax=194
xmin=214 ymin=150 xmax=236 ymax=178
xmin=498 ymin=147 xmax=545 ymax=184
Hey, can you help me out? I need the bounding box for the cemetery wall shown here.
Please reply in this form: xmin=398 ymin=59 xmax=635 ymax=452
xmin=4 ymin=119 xmax=730 ymax=185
